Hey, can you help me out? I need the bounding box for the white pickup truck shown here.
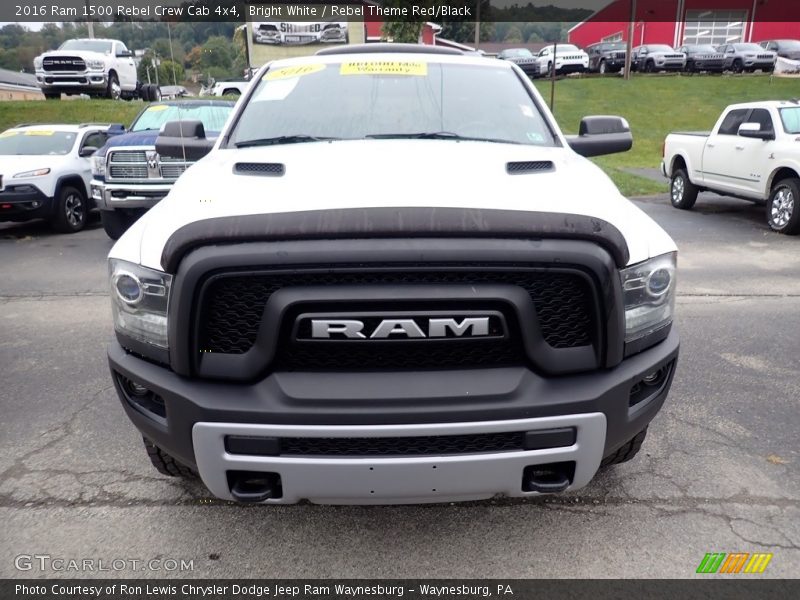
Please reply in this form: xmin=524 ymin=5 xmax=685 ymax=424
xmin=662 ymin=100 xmax=800 ymax=234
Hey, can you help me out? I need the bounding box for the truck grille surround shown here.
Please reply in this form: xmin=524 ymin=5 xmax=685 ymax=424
xmin=42 ymin=56 xmax=86 ymax=71
xmin=107 ymin=149 xmax=192 ymax=182
xmin=195 ymin=267 xmax=597 ymax=371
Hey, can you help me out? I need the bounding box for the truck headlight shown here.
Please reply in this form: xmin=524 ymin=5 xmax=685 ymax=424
xmin=109 ymin=259 xmax=172 ymax=350
xmin=87 ymin=59 xmax=105 ymax=70
xmin=34 ymin=57 xmax=43 ymax=69
xmin=92 ymin=155 xmax=106 ymax=177
xmin=620 ymin=252 xmax=676 ymax=348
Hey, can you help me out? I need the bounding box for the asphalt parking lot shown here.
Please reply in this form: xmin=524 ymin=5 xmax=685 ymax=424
xmin=1 ymin=193 xmax=798 ymax=579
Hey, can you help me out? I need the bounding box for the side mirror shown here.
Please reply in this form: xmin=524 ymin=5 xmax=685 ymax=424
xmin=640 ymin=49 xmax=648 ymax=55
xmin=566 ymin=116 xmax=633 ymax=157
xmin=79 ymin=146 xmax=98 ymax=158
xmin=738 ymin=122 xmax=775 ymax=140
xmin=116 ymin=50 xmax=132 ymax=58
xmin=155 ymin=120 xmax=214 ymax=161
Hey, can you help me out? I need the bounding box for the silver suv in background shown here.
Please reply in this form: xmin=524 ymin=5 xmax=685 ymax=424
xmin=631 ymin=45 xmax=686 ymax=72
xmin=677 ymin=44 xmax=725 ymax=73
xmin=496 ymin=48 xmax=539 ymax=76
xmin=758 ymin=39 xmax=800 ymax=61
xmin=718 ymin=43 xmax=776 ymax=73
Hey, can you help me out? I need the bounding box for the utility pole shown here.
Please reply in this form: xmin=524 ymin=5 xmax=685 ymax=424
xmin=474 ymin=0 xmax=481 ymax=48
xmin=550 ymin=41 xmax=557 ymax=112
xmin=624 ymin=0 xmax=636 ymax=80
xmin=85 ymin=1 xmax=94 ymax=38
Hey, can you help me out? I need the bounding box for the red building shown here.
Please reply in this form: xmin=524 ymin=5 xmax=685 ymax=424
xmin=569 ymin=0 xmax=800 ymax=48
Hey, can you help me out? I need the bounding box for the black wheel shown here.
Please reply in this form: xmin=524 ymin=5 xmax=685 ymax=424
xmin=600 ymin=427 xmax=648 ymax=468
xmin=51 ymin=185 xmax=87 ymax=233
xmin=44 ymin=92 xmax=60 ymax=100
xmin=684 ymin=60 xmax=694 ymax=73
xmin=138 ymin=84 xmax=149 ymax=101
xmin=644 ymin=59 xmax=656 ymax=73
xmin=143 ymin=438 xmax=196 ymax=478
xmin=732 ymin=59 xmax=744 ymax=73
xmin=151 ymin=85 xmax=162 ymax=101
xmin=670 ymin=167 xmax=699 ymax=210
xmin=107 ymin=72 xmax=121 ymax=100
xmin=598 ymin=60 xmax=608 ymax=74
xmin=100 ymin=210 xmax=137 ymax=240
xmin=766 ymin=178 xmax=800 ymax=235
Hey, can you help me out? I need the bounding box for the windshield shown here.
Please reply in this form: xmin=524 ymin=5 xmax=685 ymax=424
xmin=603 ymin=43 xmax=626 ymax=50
xmin=0 ymin=130 xmax=76 ymax=155
xmin=646 ymin=45 xmax=675 ymax=52
xmin=229 ymin=60 xmax=555 ymax=148
xmin=778 ymin=40 xmax=800 ymax=50
xmin=503 ymin=49 xmax=533 ymax=58
xmin=733 ymin=44 xmax=763 ymax=52
xmin=59 ymin=39 xmax=113 ymax=54
xmin=553 ymin=44 xmax=580 ymax=52
xmin=779 ymin=107 xmax=800 ymax=134
xmin=131 ymin=104 xmax=233 ymax=133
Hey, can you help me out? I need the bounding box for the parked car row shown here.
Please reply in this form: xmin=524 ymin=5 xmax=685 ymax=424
xmin=0 ymin=99 xmax=235 ymax=237
xmin=499 ymin=38 xmax=799 ymax=76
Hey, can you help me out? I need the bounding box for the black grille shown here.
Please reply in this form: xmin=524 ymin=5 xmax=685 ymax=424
xmin=43 ymin=57 xmax=85 ymax=71
xmin=197 ymin=268 xmax=596 ymax=369
xmin=280 ymin=431 xmax=527 ymax=456
xmin=234 ymin=162 xmax=285 ymax=176
xmin=506 ymin=161 xmax=554 ymax=174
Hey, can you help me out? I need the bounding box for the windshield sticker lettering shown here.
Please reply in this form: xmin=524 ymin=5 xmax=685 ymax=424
xmin=264 ymin=64 xmax=326 ymax=81
xmin=24 ymin=130 xmax=55 ymax=136
xmin=340 ymin=61 xmax=428 ymax=76
xmin=147 ymin=105 xmax=169 ymax=112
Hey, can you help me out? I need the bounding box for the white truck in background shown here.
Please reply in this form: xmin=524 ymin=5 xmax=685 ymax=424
xmin=662 ymin=100 xmax=800 ymax=234
xmin=34 ymin=38 xmax=146 ymax=101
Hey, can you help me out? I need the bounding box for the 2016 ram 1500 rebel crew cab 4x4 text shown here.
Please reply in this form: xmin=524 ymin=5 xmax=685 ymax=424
xmin=107 ymin=45 xmax=679 ymax=504
xmin=663 ymin=100 xmax=800 ymax=234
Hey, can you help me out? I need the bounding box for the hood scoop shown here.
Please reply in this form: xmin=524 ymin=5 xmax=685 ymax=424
xmin=506 ymin=160 xmax=554 ymax=175
xmin=234 ymin=162 xmax=285 ymax=177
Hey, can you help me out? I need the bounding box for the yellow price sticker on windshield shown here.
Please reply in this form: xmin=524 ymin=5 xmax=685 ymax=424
xmin=264 ymin=64 xmax=326 ymax=81
xmin=340 ymin=61 xmax=428 ymax=76
xmin=0 ymin=130 xmax=18 ymax=138
xmin=24 ymin=130 xmax=55 ymax=136
xmin=147 ymin=105 xmax=169 ymax=112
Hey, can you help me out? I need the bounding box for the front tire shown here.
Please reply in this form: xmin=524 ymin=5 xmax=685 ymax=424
xmin=644 ymin=60 xmax=656 ymax=73
xmin=51 ymin=186 xmax=87 ymax=233
xmin=100 ymin=210 xmax=137 ymax=240
xmin=44 ymin=92 xmax=60 ymax=100
xmin=143 ymin=438 xmax=196 ymax=478
xmin=732 ymin=59 xmax=744 ymax=73
xmin=600 ymin=427 xmax=648 ymax=468
xmin=107 ymin=73 xmax=121 ymax=100
xmin=670 ymin=167 xmax=699 ymax=210
xmin=766 ymin=179 xmax=800 ymax=235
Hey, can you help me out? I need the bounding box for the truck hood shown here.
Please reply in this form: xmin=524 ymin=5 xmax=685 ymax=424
xmin=98 ymin=130 xmax=223 ymax=155
xmin=111 ymin=140 xmax=676 ymax=270
xmin=40 ymin=49 xmax=110 ymax=60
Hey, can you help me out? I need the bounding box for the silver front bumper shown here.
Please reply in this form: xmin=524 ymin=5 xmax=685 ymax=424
xmin=92 ymin=181 xmax=171 ymax=210
xmin=192 ymin=413 xmax=606 ymax=505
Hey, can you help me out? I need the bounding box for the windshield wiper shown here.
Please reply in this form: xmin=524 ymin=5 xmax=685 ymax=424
xmin=235 ymin=135 xmax=339 ymax=148
xmin=365 ymin=131 xmax=521 ymax=144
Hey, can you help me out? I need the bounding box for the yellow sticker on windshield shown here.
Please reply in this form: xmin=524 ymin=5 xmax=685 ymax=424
xmin=340 ymin=61 xmax=428 ymax=76
xmin=0 ymin=130 xmax=18 ymax=138
xmin=147 ymin=105 xmax=169 ymax=112
xmin=24 ymin=130 xmax=55 ymax=136
xmin=264 ymin=64 xmax=326 ymax=81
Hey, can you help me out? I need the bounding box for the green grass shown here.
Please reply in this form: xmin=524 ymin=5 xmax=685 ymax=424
xmin=0 ymin=99 xmax=142 ymax=133
xmin=534 ymin=73 xmax=800 ymax=195
xmin=1 ymin=75 xmax=796 ymax=196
